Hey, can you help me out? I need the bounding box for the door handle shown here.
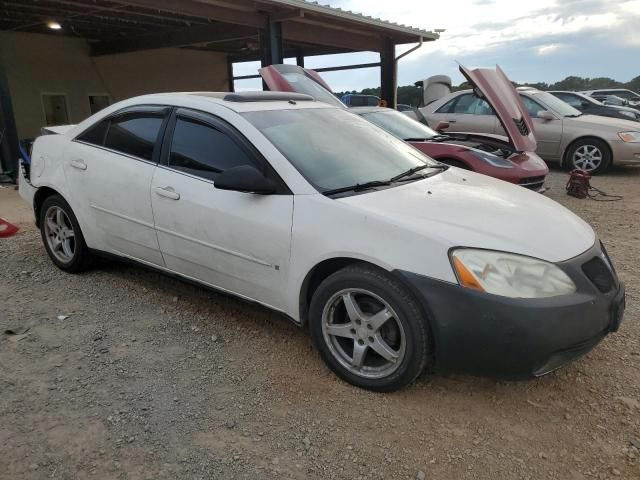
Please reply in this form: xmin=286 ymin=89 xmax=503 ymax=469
xmin=154 ymin=186 xmax=180 ymax=200
xmin=70 ymin=160 xmax=87 ymax=170
xmin=447 ymin=119 xmax=457 ymax=123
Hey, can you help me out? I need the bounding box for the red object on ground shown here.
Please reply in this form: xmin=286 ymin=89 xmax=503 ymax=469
xmin=0 ymin=218 xmax=19 ymax=238
xmin=566 ymin=170 xmax=591 ymax=199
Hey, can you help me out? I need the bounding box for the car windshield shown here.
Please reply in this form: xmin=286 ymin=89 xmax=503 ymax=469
xmin=243 ymin=108 xmax=439 ymax=193
xmin=532 ymin=91 xmax=583 ymax=117
xmin=359 ymin=110 xmax=439 ymax=141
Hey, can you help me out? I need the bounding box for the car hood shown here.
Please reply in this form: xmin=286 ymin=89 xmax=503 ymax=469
xmin=337 ymin=168 xmax=594 ymax=263
xmin=566 ymin=113 xmax=640 ymax=130
xmin=459 ymin=65 xmax=537 ymax=153
xmin=259 ymin=64 xmax=346 ymax=108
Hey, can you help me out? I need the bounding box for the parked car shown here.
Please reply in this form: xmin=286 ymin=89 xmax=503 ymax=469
xmin=589 ymin=94 xmax=630 ymax=107
xmin=549 ymin=91 xmax=640 ymax=122
xmin=351 ymin=107 xmax=548 ymax=191
xmin=19 ymin=91 xmax=624 ymax=391
xmin=422 ymin=82 xmax=640 ymax=174
xmin=582 ymin=89 xmax=640 ymax=108
xmin=260 ymin=63 xmax=548 ymax=191
xmin=340 ymin=93 xmax=380 ymax=107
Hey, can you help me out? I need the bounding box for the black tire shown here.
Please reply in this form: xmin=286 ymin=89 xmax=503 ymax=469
xmin=564 ymin=138 xmax=611 ymax=175
xmin=309 ymin=264 xmax=430 ymax=392
xmin=39 ymin=194 xmax=93 ymax=273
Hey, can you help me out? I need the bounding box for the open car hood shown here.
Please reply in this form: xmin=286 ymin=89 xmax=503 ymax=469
xmin=459 ymin=65 xmax=537 ymax=152
xmin=259 ymin=64 xmax=346 ymax=108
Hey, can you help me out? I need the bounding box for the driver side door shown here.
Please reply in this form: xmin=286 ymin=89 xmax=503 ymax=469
xmin=150 ymin=108 xmax=293 ymax=311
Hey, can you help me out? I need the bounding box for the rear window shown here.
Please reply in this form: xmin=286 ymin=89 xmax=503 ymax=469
xmin=104 ymin=113 xmax=163 ymax=161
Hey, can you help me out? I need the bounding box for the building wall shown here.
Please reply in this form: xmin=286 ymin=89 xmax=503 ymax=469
xmin=0 ymin=31 xmax=229 ymax=139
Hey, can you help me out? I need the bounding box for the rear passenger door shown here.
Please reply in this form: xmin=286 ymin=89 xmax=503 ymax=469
xmin=430 ymin=93 xmax=498 ymax=133
xmin=150 ymin=108 xmax=293 ymax=310
xmin=66 ymin=106 xmax=169 ymax=265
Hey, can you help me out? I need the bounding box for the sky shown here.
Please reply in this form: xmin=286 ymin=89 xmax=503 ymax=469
xmin=233 ymin=0 xmax=640 ymax=92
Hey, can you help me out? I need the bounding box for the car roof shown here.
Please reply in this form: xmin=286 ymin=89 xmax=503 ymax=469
xmin=348 ymin=106 xmax=391 ymax=114
xmin=110 ymin=91 xmax=336 ymax=113
xmin=549 ymin=91 xmax=594 ymax=100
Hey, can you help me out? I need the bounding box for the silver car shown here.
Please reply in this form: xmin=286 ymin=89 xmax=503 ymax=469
xmin=421 ymin=87 xmax=640 ymax=174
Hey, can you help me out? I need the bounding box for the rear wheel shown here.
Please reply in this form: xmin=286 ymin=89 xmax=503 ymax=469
xmin=565 ymin=138 xmax=611 ymax=175
xmin=40 ymin=194 xmax=93 ymax=272
xmin=309 ymin=264 xmax=430 ymax=392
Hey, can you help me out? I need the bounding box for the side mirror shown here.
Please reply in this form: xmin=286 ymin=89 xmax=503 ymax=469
xmin=581 ymin=101 xmax=591 ymax=109
xmin=538 ymin=110 xmax=555 ymax=121
xmin=435 ymin=121 xmax=450 ymax=132
xmin=214 ymin=165 xmax=278 ymax=194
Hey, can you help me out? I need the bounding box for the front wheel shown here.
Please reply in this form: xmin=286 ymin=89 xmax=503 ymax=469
xmin=309 ymin=264 xmax=430 ymax=392
xmin=565 ymin=138 xmax=611 ymax=175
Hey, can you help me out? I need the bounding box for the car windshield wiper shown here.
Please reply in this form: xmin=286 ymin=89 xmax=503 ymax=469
xmin=389 ymin=164 xmax=447 ymax=182
xmin=565 ymin=113 xmax=583 ymax=118
xmin=322 ymin=180 xmax=391 ymax=196
xmin=404 ymin=134 xmax=450 ymax=142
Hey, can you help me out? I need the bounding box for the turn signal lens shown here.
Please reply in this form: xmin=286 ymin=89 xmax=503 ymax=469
xmin=452 ymin=256 xmax=485 ymax=292
xmin=618 ymin=131 xmax=640 ymax=143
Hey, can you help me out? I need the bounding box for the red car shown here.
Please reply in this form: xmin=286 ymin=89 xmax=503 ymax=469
xmin=259 ymin=64 xmax=549 ymax=192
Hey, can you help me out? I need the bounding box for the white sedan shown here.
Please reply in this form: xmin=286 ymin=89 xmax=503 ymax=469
xmin=19 ymin=91 xmax=625 ymax=391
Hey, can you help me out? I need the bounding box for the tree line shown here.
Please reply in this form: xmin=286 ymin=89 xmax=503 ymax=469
xmin=335 ymin=75 xmax=640 ymax=107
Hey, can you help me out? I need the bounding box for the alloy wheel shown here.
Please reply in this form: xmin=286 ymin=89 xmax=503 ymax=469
xmin=321 ymin=288 xmax=406 ymax=379
xmin=43 ymin=206 xmax=76 ymax=263
xmin=573 ymin=145 xmax=603 ymax=172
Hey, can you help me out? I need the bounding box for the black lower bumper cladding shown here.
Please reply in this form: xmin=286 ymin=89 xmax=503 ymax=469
xmin=395 ymin=243 xmax=625 ymax=378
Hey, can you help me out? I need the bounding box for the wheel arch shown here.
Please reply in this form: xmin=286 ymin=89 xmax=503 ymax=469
xmin=561 ymin=135 xmax=613 ymax=168
xmin=33 ymin=186 xmax=65 ymax=228
xmin=299 ymin=257 xmax=392 ymax=328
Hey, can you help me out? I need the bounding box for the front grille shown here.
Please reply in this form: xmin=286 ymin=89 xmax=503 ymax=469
xmin=582 ymin=256 xmax=615 ymax=293
xmin=518 ymin=176 xmax=546 ymax=190
xmin=513 ymin=117 xmax=530 ymax=136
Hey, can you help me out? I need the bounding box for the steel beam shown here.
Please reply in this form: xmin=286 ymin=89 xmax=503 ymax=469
xmin=0 ymin=66 xmax=19 ymax=180
xmin=91 ymin=23 xmax=257 ymax=56
xmin=379 ymin=38 xmax=397 ymax=108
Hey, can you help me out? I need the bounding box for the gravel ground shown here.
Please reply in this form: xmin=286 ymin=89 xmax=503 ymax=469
xmin=1 ymin=167 xmax=639 ymax=480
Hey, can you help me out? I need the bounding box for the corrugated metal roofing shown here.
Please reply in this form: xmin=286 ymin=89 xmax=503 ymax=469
xmin=267 ymin=0 xmax=439 ymax=40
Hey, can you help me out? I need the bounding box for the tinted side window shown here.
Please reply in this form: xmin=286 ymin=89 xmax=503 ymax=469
xmin=463 ymin=96 xmax=493 ymax=115
xmin=555 ymin=93 xmax=581 ymax=108
xmin=519 ymin=95 xmax=545 ymax=118
xmin=77 ymin=119 xmax=109 ymax=146
xmin=436 ymin=96 xmax=460 ymax=114
xmin=104 ymin=112 xmax=164 ymax=161
xmin=169 ymin=117 xmax=256 ymax=181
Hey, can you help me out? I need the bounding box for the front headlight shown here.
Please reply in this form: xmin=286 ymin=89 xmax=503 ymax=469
xmin=618 ymin=111 xmax=636 ymax=119
xmin=469 ymin=149 xmax=514 ymax=168
xmin=618 ymin=131 xmax=640 ymax=142
xmin=450 ymin=248 xmax=576 ymax=298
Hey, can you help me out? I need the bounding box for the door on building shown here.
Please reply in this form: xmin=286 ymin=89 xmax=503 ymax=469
xmin=89 ymin=95 xmax=111 ymax=115
xmin=42 ymin=94 xmax=70 ymax=126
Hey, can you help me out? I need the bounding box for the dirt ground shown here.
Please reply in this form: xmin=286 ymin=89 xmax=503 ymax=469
xmin=1 ymin=167 xmax=639 ymax=480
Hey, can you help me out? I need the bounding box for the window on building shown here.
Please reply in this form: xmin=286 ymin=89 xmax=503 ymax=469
xmin=42 ymin=94 xmax=70 ymax=126
xmin=89 ymin=95 xmax=111 ymax=115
